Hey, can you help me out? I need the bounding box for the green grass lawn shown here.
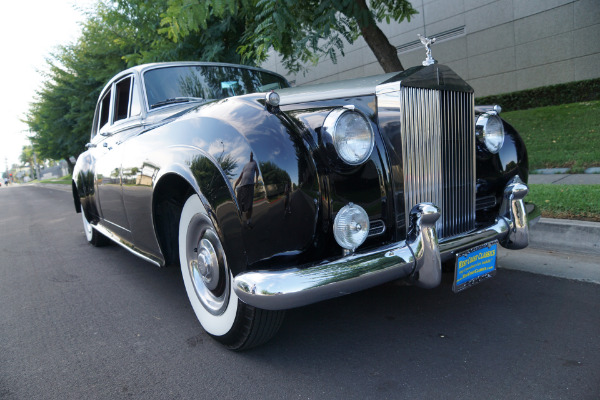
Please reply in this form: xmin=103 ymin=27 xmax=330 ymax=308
xmin=37 ymin=175 xmax=72 ymax=185
xmin=502 ymin=100 xmax=600 ymax=173
xmin=528 ymin=184 xmax=600 ymax=222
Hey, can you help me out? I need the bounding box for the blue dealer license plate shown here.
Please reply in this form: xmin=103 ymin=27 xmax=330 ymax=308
xmin=453 ymin=241 xmax=498 ymax=293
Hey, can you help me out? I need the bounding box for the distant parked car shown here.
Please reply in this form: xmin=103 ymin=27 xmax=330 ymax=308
xmin=72 ymin=54 xmax=539 ymax=349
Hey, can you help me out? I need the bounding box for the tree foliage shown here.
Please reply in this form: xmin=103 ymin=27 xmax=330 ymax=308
xmin=26 ymin=0 xmax=417 ymax=168
xmin=26 ymin=1 xmax=136 ymax=169
xmin=162 ymin=0 xmax=418 ymax=73
xmin=19 ymin=145 xmax=36 ymax=167
xmin=25 ymin=0 xmax=250 ymax=169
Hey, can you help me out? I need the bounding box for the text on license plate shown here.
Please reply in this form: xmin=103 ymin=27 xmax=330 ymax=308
xmin=453 ymin=241 xmax=498 ymax=293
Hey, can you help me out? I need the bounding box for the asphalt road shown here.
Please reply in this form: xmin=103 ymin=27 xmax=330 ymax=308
xmin=1 ymin=185 xmax=599 ymax=400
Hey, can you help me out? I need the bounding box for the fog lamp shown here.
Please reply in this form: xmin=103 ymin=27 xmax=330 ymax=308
xmin=333 ymin=203 xmax=369 ymax=251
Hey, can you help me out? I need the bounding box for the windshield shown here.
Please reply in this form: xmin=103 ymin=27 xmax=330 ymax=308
xmin=144 ymin=65 xmax=289 ymax=109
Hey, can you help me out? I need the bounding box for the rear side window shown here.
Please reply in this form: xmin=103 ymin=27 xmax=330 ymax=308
xmin=114 ymin=77 xmax=132 ymax=122
xmin=99 ymin=90 xmax=111 ymax=130
xmin=130 ymin=79 xmax=142 ymax=117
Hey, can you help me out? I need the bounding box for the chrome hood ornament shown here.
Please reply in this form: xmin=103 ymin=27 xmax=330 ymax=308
xmin=418 ymin=34 xmax=437 ymax=66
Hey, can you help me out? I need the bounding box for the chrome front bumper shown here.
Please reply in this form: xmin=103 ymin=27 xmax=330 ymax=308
xmin=233 ymin=176 xmax=540 ymax=310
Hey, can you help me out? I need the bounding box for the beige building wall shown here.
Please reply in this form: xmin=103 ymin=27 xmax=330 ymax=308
xmin=262 ymin=0 xmax=600 ymax=97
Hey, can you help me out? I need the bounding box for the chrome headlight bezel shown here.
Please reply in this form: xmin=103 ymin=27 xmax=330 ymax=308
xmin=476 ymin=111 xmax=505 ymax=154
xmin=322 ymin=106 xmax=375 ymax=166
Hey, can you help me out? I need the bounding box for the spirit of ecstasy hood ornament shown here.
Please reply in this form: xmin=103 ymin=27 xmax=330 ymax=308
xmin=418 ymin=34 xmax=437 ymax=66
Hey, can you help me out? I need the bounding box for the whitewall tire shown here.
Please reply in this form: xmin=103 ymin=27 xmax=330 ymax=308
xmin=178 ymin=194 xmax=284 ymax=350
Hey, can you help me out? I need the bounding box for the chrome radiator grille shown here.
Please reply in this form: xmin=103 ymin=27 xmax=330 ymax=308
xmin=399 ymin=87 xmax=475 ymax=238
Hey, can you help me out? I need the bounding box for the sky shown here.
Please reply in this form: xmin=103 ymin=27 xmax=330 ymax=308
xmin=0 ymin=0 xmax=94 ymax=170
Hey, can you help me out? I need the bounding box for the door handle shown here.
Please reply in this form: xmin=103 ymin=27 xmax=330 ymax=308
xmin=85 ymin=143 xmax=96 ymax=149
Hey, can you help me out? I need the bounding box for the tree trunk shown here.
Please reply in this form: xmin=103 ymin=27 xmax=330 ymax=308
xmin=351 ymin=0 xmax=404 ymax=73
xmin=65 ymin=157 xmax=75 ymax=174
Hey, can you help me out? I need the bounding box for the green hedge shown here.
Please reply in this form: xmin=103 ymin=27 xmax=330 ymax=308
xmin=475 ymin=78 xmax=600 ymax=112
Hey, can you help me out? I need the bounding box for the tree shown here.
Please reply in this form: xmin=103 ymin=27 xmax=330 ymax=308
xmin=19 ymin=145 xmax=36 ymax=168
xmin=161 ymin=0 xmax=418 ymax=74
xmin=19 ymin=145 xmax=41 ymax=180
xmin=105 ymin=0 xmax=250 ymax=66
xmin=26 ymin=0 xmax=250 ymax=171
xmin=25 ymin=1 xmax=136 ymax=171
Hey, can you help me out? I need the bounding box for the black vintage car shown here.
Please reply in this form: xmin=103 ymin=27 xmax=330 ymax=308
xmin=72 ymin=57 xmax=539 ymax=350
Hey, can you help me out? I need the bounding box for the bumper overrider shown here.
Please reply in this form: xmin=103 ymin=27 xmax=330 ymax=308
xmin=233 ymin=176 xmax=540 ymax=310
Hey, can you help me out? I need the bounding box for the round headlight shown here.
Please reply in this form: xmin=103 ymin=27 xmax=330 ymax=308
xmin=333 ymin=203 xmax=369 ymax=251
xmin=323 ymin=107 xmax=374 ymax=165
xmin=476 ymin=112 xmax=505 ymax=153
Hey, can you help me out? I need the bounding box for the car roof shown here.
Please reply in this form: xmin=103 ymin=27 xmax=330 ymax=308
xmin=114 ymin=61 xmax=286 ymax=82
xmin=100 ymin=61 xmax=289 ymax=99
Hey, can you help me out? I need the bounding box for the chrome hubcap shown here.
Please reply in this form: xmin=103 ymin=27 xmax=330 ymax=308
xmin=186 ymin=217 xmax=229 ymax=316
xmin=192 ymin=238 xmax=220 ymax=291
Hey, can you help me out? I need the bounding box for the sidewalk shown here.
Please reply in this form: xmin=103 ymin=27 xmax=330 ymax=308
xmin=529 ymin=173 xmax=600 ymax=185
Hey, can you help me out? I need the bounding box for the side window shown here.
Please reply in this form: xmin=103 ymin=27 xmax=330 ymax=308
xmin=114 ymin=77 xmax=132 ymax=122
xmin=91 ymin=105 xmax=100 ymax=138
xmin=130 ymin=78 xmax=142 ymax=117
xmin=99 ymin=90 xmax=111 ymax=130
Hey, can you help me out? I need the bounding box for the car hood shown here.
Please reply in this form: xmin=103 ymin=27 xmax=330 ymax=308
xmin=276 ymin=72 xmax=399 ymax=106
xmin=276 ymin=64 xmax=473 ymax=106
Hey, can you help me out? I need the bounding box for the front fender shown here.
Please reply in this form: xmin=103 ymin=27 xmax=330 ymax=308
xmin=151 ymin=148 xmax=246 ymax=274
xmin=475 ymin=117 xmax=529 ymax=212
xmin=143 ymin=96 xmax=320 ymax=275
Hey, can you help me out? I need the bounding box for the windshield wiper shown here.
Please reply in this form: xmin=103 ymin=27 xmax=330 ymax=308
xmin=150 ymin=97 xmax=204 ymax=109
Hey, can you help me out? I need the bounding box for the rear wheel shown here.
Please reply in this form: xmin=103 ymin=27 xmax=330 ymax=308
xmin=179 ymin=194 xmax=284 ymax=350
xmin=81 ymin=209 xmax=110 ymax=246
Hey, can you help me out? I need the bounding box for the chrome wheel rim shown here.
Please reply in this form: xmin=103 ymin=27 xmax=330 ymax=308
xmin=185 ymin=215 xmax=229 ymax=316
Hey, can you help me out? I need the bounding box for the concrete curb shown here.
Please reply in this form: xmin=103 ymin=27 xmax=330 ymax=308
xmin=529 ymin=218 xmax=600 ymax=255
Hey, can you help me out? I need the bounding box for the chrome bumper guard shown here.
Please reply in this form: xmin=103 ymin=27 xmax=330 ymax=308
xmin=233 ymin=176 xmax=540 ymax=310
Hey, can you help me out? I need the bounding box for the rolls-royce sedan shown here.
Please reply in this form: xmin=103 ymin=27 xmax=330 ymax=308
xmin=72 ymin=55 xmax=539 ymax=349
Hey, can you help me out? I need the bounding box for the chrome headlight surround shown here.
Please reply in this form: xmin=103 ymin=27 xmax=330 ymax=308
xmin=322 ymin=106 xmax=375 ymax=166
xmin=476 ymin=111 xmax=505 ymax=154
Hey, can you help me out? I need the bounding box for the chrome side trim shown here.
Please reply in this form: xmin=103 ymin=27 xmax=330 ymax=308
xmin=233 ymin=179 xmax=536 ymax=311
xmin=92 ymin=223 xmax=163 ymax=267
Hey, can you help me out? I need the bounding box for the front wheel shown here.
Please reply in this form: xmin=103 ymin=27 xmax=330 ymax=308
xmin=179 ymin=194 xmax=284 ymax=350
xmin=81 ymin=209 xmax=110 ymax=246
